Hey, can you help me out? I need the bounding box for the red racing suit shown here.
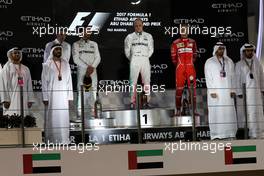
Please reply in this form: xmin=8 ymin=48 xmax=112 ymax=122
xmin=171 ymin=38 xmax=197 ymax=110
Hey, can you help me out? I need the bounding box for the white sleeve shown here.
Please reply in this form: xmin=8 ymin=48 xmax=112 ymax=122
xmin=148 ymin=34 xmax=154 ymax=58
xmin=66 ymin=63 xmax=73 ymax=100
xmin=0 ymin=67 xmax=4 ymax=102
xmin=124 ymin=35 xmax=131 ymax=60
xmin=230 ymin=60 xmax=236 ymax=93
xmin=258 ymin=61 xmax=264 ymax=92
xmin=1 ymin=65 xmax=11 ymax=103
xmin=204 ymin=60 xmax=215 ymax=94
xmin=65 ymin=43 xmax=71 ymax=62
xmin=235 ymin=62 xmax=243 ymax=96
xmin=26 ymin=67 xmax=35 ymax=103
xmin=91 ymin=43 xmax=101 ymax=68
xmin=43 ymin=43 xmax=51 ymax=63
xmin=41 ymin=63 xmax=49 ymax=101
xmin=72 ymin=42 xmax=85 ymax=68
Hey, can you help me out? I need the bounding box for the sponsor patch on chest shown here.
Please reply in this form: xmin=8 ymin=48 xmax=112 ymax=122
xmin=187 ymin=43 xmax=193 ymax=47
xmin=177 ymin=42 xmax=185 ymax=48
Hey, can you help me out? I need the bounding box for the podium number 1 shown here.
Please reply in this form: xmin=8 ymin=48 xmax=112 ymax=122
xmin=143 ymin=114 xmax=147 ymax=124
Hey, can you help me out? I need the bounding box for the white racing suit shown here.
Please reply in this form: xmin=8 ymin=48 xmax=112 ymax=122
xmin=124 ymin=31 xmax=154 ymax=103
xmin=72 ymin=39 xmax=101 ymax=117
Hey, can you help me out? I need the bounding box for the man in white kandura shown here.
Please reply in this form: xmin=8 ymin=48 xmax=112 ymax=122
xmin=204 ymin=42 xmax=237 ymax=140
xmin=43 ymin=30 xmax=71 ymax=63
xmin=124 ymin=18 xmax=154 ymax=109
xmin=235 ymin=43 xmax=264 ymax=139
xmin=0 ymin=47 xmax=34 ymax=116
xmin=72 ymin=28 xmax=101 ymax=117
xmin=42 ymin=44 xmax=73 ymax=144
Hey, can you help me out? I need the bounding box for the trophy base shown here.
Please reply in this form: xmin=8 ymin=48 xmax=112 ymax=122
xmin=70 ymin=118 xmax=116 ymax=130
xmin=171 ymin=115 xmax=201 ymax=127
xmin=85 ymin=118 xmax=116 ymax=129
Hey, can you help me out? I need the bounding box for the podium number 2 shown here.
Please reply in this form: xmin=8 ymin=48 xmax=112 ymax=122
xmin=143 ymin=114 xmax=147 ymax=124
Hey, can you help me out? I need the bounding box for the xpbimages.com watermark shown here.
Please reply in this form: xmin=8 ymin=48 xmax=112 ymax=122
xmin=32 ymin=140 xmax=100 ymax=154
xmin=164 ymin=141 xmax=232 ymax=154
xmin=98 ymin=84 xmax=166 ymax=95
xmin=32 ymin=24 xmax=99 ymax=37
xmin=164 ymin=24 xmax=232 ymax=38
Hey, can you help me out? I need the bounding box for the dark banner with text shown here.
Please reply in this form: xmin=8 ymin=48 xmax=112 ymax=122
xmin=0 ymin=0 xmax=248 ymax=90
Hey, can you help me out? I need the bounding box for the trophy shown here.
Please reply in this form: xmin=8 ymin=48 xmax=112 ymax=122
xmin=94 ymin=92 xmax=102 ymax=119
xmin=181 ymin=89 xmax=190 ymax=116
xmin=83 ymin=75 xmax=92 ymax=92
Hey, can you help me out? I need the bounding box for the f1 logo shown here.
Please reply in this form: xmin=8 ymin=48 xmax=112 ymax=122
xmin=68 ymin=12 xmax=111 ymax=35
xmin=68 ymin=12 xmax=91 ymax=31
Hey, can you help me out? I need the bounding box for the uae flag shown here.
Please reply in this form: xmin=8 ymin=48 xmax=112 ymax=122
xmin=23 ymin=153 xmax=61 ymax=174
xmin=225 ymin=145 xmax=257 ymax=165
xmin=128 ymin=149 xmax=163 ymax=170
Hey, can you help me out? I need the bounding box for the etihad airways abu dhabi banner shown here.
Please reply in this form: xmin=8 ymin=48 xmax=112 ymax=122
xmin=0 ymin=0 xmax=248 ymax=90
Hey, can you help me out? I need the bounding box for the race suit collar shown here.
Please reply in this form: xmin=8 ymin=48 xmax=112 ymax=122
xmin=81 ymin=38 xmax=90 ymax=43
xmin=181 ymin=38 xmax=189 ymax=42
